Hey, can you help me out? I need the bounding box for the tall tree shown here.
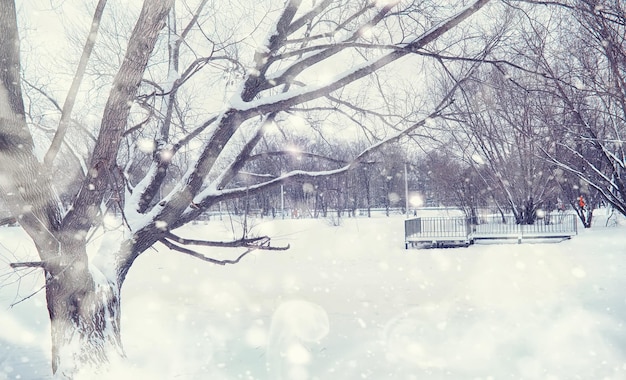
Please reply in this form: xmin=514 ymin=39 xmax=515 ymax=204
xmin=448 ymin=64 xmax=560 ymax=224
xmin=1 ymin=0 xmax=493 ymax=376
xmin=501 ymin=0 xmax=626 ymax=219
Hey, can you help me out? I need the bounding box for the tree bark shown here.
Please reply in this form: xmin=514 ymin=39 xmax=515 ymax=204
xmin=63 ymin=0 xmax=173 ymax=233
xmin=45 ymin=0 xmax=173 ymax=373
xmin=2 ymin=0 xmax=172 ymax=376
xmin=45 ymin=251 xmax=124 ymax=377
xmin=0 ymin=0 xmax=61 ymax=254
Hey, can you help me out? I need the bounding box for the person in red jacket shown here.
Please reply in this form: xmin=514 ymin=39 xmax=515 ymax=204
xmin=578 ymin=195 xmax=586 ymax=210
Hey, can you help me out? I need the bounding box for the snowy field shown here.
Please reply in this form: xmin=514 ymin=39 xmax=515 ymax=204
xmin=1 ymin=213 xmax=626 ymax=379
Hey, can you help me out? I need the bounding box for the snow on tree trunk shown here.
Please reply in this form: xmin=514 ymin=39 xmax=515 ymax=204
xmin=45 ymin=250 xmax=123 ymax=378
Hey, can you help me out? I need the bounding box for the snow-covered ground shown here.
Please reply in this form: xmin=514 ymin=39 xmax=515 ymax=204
xmin=1 ymin=212 xmax=626 ymax=379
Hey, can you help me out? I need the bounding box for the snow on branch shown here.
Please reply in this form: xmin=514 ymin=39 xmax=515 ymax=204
xmin=191 ymin=92 xmax=456 ymax=210
xmin=0 ymin=217 xmax=17 ymax=227
xmin=540 ymin=144 xmax=626 ymax=215
xmin=234 ymin=0 xmax=491 ymax=116
xmin=143 ymin=0 xmax=492 ymax=231
xmin=245 ymin=151 xmax=350 ymax=165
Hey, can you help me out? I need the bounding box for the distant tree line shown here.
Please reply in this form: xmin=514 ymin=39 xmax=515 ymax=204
xmin=212 ymin=139 xmax=416 ymax=219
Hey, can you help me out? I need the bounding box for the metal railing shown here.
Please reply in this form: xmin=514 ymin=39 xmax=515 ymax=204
xmin=405 ymin=217 xmax=471 ymax=240
xmin=405 ymin=213 xmax=578 ymax=247
xmin=472 ymin=214 xmax=578 ymax=239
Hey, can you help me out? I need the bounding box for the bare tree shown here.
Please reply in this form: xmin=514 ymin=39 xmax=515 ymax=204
xmin=417 ymin=149 xmax=488 ymax=220
xmin=448 ymin=64 xmax=560 ymax=224
xmin=501 ymin=0 xmax=626 ymax=220
xmin=1 ymin=0 xmax=494 ymax=376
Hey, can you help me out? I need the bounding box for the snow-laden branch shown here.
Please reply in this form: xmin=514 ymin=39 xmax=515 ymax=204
xmin=549 ymin=143 xmax=616 ymax=191
xmin=65 ymin=0 xmax=174 ymax=233
xmin=541 ymin=144 xmax=626 ymax=215
xmin=269 ymin=41 xmax=399 ymax=64
xmin=126 ymin=0 xmax=493 ymax=250
xmin=187 ymin=95 xmax=456 ymax=215
xmin=233 ymin=0 xmax=491 ymax=117
xmin=245 ymin=150 xmax=351 ymax=165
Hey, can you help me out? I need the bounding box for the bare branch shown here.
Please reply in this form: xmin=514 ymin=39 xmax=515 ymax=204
xmin=160 ymin=241 xmax=249 ymax=265
xmin=164 ymin=231 xmax=269 ymax=248
xmin=64 ymin=0 xmax=174 ymax=232
xmin=159 ymin=233 xmax=289 ymax=266
xmin=286 ymin=0 xmax=333 ymax=36
xmin=0 ymin=216 xmax=16 ymax=226
xmin=179 ymin=0 xmax=209 ymax=40
xmin=21 ymin=77 xmax=63 ymax=112
xmin=9 ymin=261 xmax=45 ymax=268
xmin=43 ymin=0 xmax=108 ymax=167
xmin=9 ymin=284 xmax=46 ymax=308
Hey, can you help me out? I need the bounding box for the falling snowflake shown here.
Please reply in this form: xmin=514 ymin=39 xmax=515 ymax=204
xmin=137 ymin=138 xmax=156 ymax=153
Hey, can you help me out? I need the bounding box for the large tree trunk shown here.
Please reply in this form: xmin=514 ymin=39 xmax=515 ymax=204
xmin=47 ymin=269 xmax=123 ymax=377
xmin=37 ymin=0 xmax=171 ymax=372
xmin=44 ymin=240 xmax=125 ymax=378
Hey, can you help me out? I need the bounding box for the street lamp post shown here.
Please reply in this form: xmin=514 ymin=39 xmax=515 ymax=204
xmin=405 ymin=162 xmax=409 ymax=219
xmin=280 ymin=184 xmax=284 ymax=219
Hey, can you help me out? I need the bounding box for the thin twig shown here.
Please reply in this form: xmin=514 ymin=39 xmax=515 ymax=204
xmin=9 ymin=284 xmax=46 ymax=308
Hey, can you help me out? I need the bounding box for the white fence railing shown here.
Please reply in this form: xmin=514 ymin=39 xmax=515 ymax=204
xmin=405 ymin=213 xmax=578 ymax=248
